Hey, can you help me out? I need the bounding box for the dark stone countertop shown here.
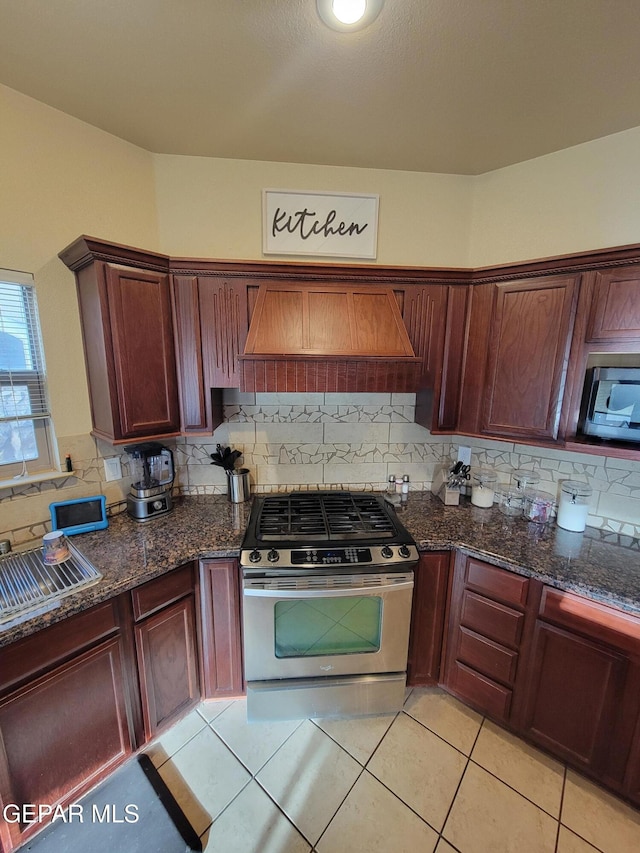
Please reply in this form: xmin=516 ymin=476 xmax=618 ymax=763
xmin=2 ymin=492 xmax=639 ymax=648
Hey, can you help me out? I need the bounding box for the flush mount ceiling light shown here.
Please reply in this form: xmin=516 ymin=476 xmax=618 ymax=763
xmin=316 ymin=0 xmax=384 ymax=32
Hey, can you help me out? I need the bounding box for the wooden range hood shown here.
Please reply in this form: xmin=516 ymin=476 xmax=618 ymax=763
xmin=238 ymin=282 xmax=421 ymax=393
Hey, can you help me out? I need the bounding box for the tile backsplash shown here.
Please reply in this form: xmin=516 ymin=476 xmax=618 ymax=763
xmin=2 ymin=392 xmax=639 ymax=546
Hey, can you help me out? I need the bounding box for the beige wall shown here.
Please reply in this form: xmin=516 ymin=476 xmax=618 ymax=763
xmin=153 ymin=154 xmax=474 ymax=266
xmin=468 ymin=125 xmax=640 ymax=267
xmin=0 ymin=84 xmax=158 ymax=438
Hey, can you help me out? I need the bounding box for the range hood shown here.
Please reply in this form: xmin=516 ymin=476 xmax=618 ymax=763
xmin=238 ymin=282 xmax=421 ymax=393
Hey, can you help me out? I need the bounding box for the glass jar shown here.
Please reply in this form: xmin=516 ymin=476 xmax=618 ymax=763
xmin=513 ymin=469 xmax=540 ymax=492
xmin=471 ymin=469 xmax=497 ymax=508
xmin=498 ymin=488 xmax=524 ymax=517
xmin=557 ymin=481 xmax=592 ymax=532
xmin=523 ymin=490 xmax=555 ymax=524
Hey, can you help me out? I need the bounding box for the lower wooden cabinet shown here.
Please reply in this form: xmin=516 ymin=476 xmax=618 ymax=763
xmin=518 ymin=586 xmax=640 ymax=793
xmin=407 ymin=551 xmax=450 ymax=685
xmin=199 ymin=559 xmax=243 ymax=698
xmin=0 ymin=636 xmax=131 ymax=850
xmin=442 ymin=553 xmax=534 ymax=723
xmin=135 ymin=596 xmax=200 ymax=738
xmin=131 ymin=564 xmax=201 ymax=738
xmin=440 ymin=555 xmax=640 ymax=808
xmin=520 ymin=620 xmax=627 ymax=772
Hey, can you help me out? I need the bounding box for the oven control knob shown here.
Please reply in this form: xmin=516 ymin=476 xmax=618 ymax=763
xmin=249 ymin=550 xmax=262 ymax=563
xmin=399 ymin=545 xmax=412 ymax=558
xmin=381 ymin=546 xmax=394 ymax=559
xmin=267 ymin=549 xmax=280 ymax=563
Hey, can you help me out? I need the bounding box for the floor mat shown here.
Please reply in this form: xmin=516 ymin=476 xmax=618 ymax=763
xmin=21 ymin=754 xmax=202 ymax=852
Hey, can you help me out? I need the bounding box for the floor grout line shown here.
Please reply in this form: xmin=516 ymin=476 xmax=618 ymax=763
xmin=152 ymin=694 xmax=639 ymax=853
xmin=432 ymin=711 xmax=488 ymax=848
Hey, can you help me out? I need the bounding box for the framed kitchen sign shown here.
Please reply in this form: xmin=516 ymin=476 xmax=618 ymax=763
xmin=262 ymin=189 xmax=379 ymax=259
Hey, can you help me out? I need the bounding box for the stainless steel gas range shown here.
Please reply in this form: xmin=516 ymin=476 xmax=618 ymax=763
xmin=240 ymin=491 xmax=418 ymax=722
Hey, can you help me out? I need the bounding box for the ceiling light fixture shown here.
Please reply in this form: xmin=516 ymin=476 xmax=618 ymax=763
xmin=316 ymin=0 xmax=384 ymax=32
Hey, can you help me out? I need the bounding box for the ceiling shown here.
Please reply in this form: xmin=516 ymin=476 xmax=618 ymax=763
xmin=2 ymin=0 xmax=640 ymax=175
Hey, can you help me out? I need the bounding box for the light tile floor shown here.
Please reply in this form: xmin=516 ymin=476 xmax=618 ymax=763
xmin=147 ymin=687 xmax=640 ymax=853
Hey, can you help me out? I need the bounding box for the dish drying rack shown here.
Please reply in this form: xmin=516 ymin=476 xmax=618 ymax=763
xmin=0 ymin=542 xmax=102 ymax=628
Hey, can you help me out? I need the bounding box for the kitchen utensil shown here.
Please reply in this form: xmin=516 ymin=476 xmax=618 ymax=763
xmin=124 ymin=442 xmax=174 ymax=522
xmin=448 ymin=463 xmax=470 ymax=489
xmin=227 ymin=468 xmax=251 ymax=503
xmin=211 ymin=445 xmax=242 ymax=471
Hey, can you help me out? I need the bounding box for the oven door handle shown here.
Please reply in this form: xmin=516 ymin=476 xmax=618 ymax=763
xmin=243 ymin=579 xmax=414 ymax=598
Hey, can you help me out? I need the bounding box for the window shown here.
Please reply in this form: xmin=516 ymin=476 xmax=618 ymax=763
xmin=0 ymin=270 xmax=58 ymax=481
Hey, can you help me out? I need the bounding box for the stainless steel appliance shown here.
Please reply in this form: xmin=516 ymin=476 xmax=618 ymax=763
xmin=579 ymin=366 xmax=640 ymax=443
xmin=124 ymin=442 xmax=175 ymax=522
xmin=240 ymin=491 xmax=418 ymax=722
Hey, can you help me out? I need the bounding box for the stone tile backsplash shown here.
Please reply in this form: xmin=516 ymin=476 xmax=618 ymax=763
xmin=1 ymin=392 xmax=639 ymax=545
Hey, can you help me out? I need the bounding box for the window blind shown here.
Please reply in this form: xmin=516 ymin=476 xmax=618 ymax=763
xmin=0 ymin=269 xmax=55 ymax=476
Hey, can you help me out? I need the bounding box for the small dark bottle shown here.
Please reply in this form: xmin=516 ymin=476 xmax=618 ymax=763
xmin=65 ymin=454 xmax=73 ymax=472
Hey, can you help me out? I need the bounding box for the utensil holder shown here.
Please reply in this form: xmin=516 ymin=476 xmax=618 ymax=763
xmin=227 ymin=468 xmax=251 ymax=503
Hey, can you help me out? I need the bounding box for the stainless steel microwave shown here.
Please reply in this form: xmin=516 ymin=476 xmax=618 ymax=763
xmin=580 ymin=367 xmax=640 ymax=442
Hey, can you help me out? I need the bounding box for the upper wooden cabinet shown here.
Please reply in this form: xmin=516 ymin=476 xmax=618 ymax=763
xmin=60 ymin=239 xmax=180 ymax=444
xmin=458 ymin=274 xmax=579 ymax=442
xmin=60 ymin=236 xmax=640 ymax=455
xmin=585 ymin=265 xmax=640 ymax=343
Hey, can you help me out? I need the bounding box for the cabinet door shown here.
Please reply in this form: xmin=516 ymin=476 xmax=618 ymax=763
xmin=198 ymin=276 xmax=250 ymax=389
xmin=586 ymin=266 xmax=640 ymax=342
xmin=410 ymin=285 xmax=469 ymax=432
xmin=521 ymin=621 xmax=627 ymax=772
xmin=0 ymin=638 xmax=130 ymax=849
xmin=135 ymin=596 xmax=200 ymax=738
xmin=199 ymin=559 xmax=243 ymax=698
xmin=171 ymin=275 xmax=209 ymax=432
xmin=407 ymin=552 xmax=450 ymax=685
xmin=105 ymin=264 xmax=180 ymax=439
xmin=480 ymin=275 xmax=578 ymax=440
xmin=401 ymin=286 xmax=446 ymax=389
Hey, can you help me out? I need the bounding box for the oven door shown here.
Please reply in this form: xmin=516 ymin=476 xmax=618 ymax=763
xmin=242 ymin=572 xmax=413 ymax=681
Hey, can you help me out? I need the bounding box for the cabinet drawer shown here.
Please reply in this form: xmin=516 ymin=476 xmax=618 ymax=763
xmin=457 ymin=626 xmax=519 ymax=686
xmin=539 ymin=587 xmax=640 ymax=656
xmin=461 ymin=590 xmax=524 ymax=648
xmin=465 ymin=558 xmax=529 ymax=607
xmin=448 ymin=660 xmax=512 ymax=722
xmin=0 ymin=601 xmax=119 ymax=694
xmin=132 ymin=564 xmax=194 ymax=621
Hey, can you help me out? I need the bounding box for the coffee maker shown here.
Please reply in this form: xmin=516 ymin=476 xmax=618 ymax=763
xmin=124 ymin=442 xmax=174 ymax=522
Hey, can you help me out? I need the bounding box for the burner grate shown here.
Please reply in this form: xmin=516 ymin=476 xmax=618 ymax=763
xmin=255 ymin=492 xmax=396 ymax=541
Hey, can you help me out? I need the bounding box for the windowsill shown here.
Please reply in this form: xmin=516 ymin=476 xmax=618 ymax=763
xmin=0 ymin=470 xmax=74 ymax=492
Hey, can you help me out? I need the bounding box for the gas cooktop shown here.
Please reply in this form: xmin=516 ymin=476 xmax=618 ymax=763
xmin=240 ymin=491 xmax=418 ymax=573
xmin=255 ymin=491 xmax=396 ymax=541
